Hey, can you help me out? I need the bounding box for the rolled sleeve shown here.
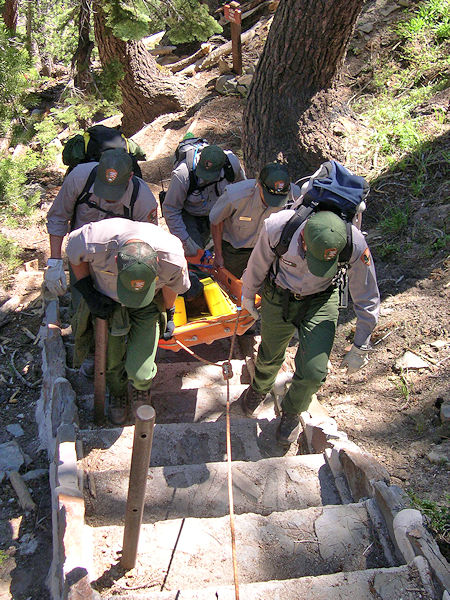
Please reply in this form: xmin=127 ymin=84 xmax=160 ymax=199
xmin=66 ymin=226 xmax=92 ymax=265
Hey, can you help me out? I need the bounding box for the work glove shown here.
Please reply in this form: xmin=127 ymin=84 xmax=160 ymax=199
xmin=242 ymin=296 xmax=259 ymax=321
xmin=162 ymin=306 xmax=176 ymax=340
xmin=73 ymin=276 xmax=117 ymax=320
xmin=44 ymin=259 xmax=67 ymax=296
xmin=340 ymin=344 xmax=370 ymax=374
xmin=182 ymin=236 xmax=202 ymax=257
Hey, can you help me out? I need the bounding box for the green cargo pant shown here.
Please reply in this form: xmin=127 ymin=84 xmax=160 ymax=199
xmin=222 ymin=240 xmax=253 ymax=279
xmin=106 ymin=301 xmax=161 ymax=396
xmin=252 ymin=280 xmax=339 ymax=415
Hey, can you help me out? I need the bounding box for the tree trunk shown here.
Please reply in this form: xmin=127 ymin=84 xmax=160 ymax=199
xmin=25 ymin=0 xmax=41 ymax=70
xmin=243 ymin=0 xmax=364 ymax=177
xmin=92 ymin=2 xmax=187 ymax=136
xmin=73 ymin=0 xmax=94 ymax=92
xmin=2 ymin=0 xmax=19 ymax=34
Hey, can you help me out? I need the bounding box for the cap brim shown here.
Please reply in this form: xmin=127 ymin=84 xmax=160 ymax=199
xmin=117 ymin=278 xmax=156 ymax=308
xmin=93 ymin=178 xmax=128 ymax=201
xmin=306 ymin=252 xmax=338 ymax=278
xmin=262 ymin=187 xmax=288 ymax=207
xmin=196 ymin=164 xmax=222 ymax=183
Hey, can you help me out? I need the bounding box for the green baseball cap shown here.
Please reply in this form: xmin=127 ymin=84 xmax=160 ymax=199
xmin=116 ymin=241 xmax=158 ymax=308
xmin=94 ymin=148 xmax=133 ymax=201
xmin=303 ymin=211 xmax=347 ymax=278
xmin=259 ymin=162 xmax=291 ymax=207
xmin=196 ymin=145 xmax=227 ymax=183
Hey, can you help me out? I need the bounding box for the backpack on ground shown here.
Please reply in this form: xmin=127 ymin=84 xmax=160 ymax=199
xmin=62 ymin=125 xmax=145 ymax=178
xmin=69 ymin=165 xmax=140 ymax=232
xmin=159 ymin=135 xmax=236 ymax=208
xmin=271 ymin=161 xmax=369 ymax=309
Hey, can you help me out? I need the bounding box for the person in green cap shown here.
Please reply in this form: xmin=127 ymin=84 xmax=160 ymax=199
xmin=209 ymin=162 xmax=301 ymax=278
xmin=162 ymin=144 xmax=246 ymax=256
xmin=66 ymin=217 xmax=190 ymax=425
xmin=240 ymin=209 xmax=380 ymax=447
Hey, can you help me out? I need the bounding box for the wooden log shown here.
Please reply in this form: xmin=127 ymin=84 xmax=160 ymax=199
xmin=196 ymin=27 xmax=256 ymax=71
xmin=148 ymin=45 xmax=176 ymax=56
xmin=168 ymin=43 xmax=212 ymax=73
xmin=0 ymin=296 xmax=21 ymax=327
xmin=9 ymin=471 xmax=36 ymax=511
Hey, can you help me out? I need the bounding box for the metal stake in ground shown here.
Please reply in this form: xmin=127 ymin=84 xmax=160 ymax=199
xmin=224 ymin=1 xmax=242 ymax=75
xmin=121 ymin=404 xmax=156 ymax=570
xmin=94 ymin=317 xmax=108 ymax=424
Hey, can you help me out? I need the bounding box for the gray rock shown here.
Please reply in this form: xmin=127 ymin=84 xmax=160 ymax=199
xmin=23 ymin=469 xmax=48 ymax=481
xmin=358 ymin=22 xmax=374 ymax=33
xmin=18 ymin=533 xmax=38 ymax=555
xmin=426 ymin=441 xmax=450 ymax=464
xmin=440 ymin=401 xmax=450 ymax=423
xmin=215 ymin=74 xmax=238 ymax=95
xmin=0 ymin=440 xmax=25 ymax=472
xmin=6 ymin=424 xmax=24 ymax=438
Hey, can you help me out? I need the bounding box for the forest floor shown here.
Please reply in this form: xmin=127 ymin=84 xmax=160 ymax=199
xmin=0 ymin=2 xmax=449 ymax=599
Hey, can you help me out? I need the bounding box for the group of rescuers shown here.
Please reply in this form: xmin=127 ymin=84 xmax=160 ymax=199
xmin=45 ymin=132 xmax=380 ymax=448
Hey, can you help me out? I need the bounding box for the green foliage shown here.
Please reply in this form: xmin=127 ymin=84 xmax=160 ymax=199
xmin=408 ymin=492 xmax=450 ymax=552
xmin=94 ymin=59 xmax=124 ymax=104
xmin=397 ymin=0 xmax=450 ymax=42
xmin=380 ymin=203 xmax=410 ymax=235
xmin=103 ymin=0 xmax=222 ymax=43
xmin=0 ymin=25 xmax=30 ymax=134
xmin=166 ymin=1 xmax=222 ymax=44
xmin=32 ymin=0 xmax=78 ymax=66
xmin=0 ymin=233 xmax=21 ymax=275
xmin=0 ymin=154 xmax=41 ymax=224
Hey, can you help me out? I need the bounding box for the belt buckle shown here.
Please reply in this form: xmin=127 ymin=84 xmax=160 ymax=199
xmin=293 ymin=292 xmax=303 ymax=300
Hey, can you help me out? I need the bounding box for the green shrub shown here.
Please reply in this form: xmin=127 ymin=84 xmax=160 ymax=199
xmin=0 ymin=25 xmax=30 ymax=134
xmin=0 ymin=154 xmax=40 ymax=224
xmin=0 ymin=233 xmax=21 ymax=275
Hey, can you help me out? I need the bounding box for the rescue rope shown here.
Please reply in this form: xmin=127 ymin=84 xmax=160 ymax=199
xmin=172 ymin=309 xmax=242 ymax=599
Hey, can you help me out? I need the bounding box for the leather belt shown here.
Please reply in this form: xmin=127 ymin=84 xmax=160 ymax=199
xmin=269 ymin=279 xmax=334 ymax=301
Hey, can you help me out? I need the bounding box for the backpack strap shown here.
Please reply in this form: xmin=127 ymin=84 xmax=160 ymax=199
xmin=70 ymin=167 xmax=140 ymax=231
xmin=338 ymin=222 xmax=353 ymax=264
xmin=187 ymin=156 xmax=235 ymax=196
xmin=270 ymin=206 xmax=313 ymax=280
xmin=123 ymin=176 xmax=140 ymax=219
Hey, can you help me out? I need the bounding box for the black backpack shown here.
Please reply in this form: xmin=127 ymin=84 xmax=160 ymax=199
xmin=69 ymin=165 xmax=140 ymax=232
xmin=62 ymin=125 xmax=144 ymax=178
xmin=271 ymin=161 xmax=369 ymax=308
xmin=159 ymin=136 xmax=236 ymax=207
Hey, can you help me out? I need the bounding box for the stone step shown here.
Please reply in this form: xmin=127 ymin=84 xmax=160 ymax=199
xmin=105 ymin=557 xmax=436 ymax=600
xmin=84 ymin=455 xmax=340 ymax=525
xmin=80 ymin=417 xmax=285 ymax=468
xmin=156 ymin=338 xmax=244 ymax=364
xmin=152 ymin=359 xmax=249 ymax=390
xmin=91 ymin=503 xmax=388 ymax=589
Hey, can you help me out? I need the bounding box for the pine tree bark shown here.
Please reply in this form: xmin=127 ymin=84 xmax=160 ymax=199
xmin=243 ymin=0 xmax=364 ymax=177
xmin=2 ymin=0 xmax=19 ymax=34
xmin=92 ymin=2 xmax=187 ymax=136
xmin=73 ymin=0 xmax=94 ymax=92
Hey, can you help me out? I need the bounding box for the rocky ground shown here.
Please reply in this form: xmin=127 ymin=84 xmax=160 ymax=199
xmin=0 ymin=2 xmax=448 ymax=598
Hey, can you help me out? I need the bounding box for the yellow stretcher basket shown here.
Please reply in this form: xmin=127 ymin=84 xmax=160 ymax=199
xmin=158 ymin=253 xmax=260 ymax=352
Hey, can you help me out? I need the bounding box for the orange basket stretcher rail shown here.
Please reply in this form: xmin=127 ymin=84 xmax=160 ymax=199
xmin=158 ymin=249 xmax=261 ymax=352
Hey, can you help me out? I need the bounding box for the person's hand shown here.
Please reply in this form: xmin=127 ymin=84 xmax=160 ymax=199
xmin=242 ymin=296 xmax=259 ymax=321
xmin=73 ymin=276 xmax=117 ymax=320
xmin=183 ymin=236 xmax=202 ymax=257
xmin=44 ymin=259 xmax=67 ymax=296
xmin=340 ymin=344 xmax=370 ymax=374
xmin=162 ymin=306 xmax=176 ymax=340
xmin=213 ymin=253 xmax=224 ymax=270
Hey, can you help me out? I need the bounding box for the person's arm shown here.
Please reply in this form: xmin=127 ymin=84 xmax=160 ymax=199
xmin=161 ymin=169 xmax=190 ymax=240
xmin=211 ymin=222 xmax=224 ymax=269
xmin=162 ymin=286 xmax=177 ymax=309
xmin=70 ymin=260 xmax=90 ymax=281
xmin=49 ymin=234 xmax=64 ymax=259
xmin=241 ymin=224 xmax=275 ymax=299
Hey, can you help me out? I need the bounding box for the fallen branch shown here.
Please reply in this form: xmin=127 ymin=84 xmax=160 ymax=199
xmin=10 ymin=349 xmax=41 ymax=388
xmin=9 ymin=471 xmax=36 ymax=511
xmin=196 ymin=27 xmax=257 ymax=71
xmin=168 ymin=43 xmax=212 ymax=73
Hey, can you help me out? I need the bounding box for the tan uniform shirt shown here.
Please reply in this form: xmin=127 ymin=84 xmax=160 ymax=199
xmin=162 ymin=151 xmax=246 ymax=241
xmin=209 ymin=179 xmax=301 ymax=249
xmin=241 ymin=210 xmax=380 ymax=347
xmin=66 ymin=218 xmax=190 ymax=302
xmin=47 ymin=162 xmax=158 ymax=236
